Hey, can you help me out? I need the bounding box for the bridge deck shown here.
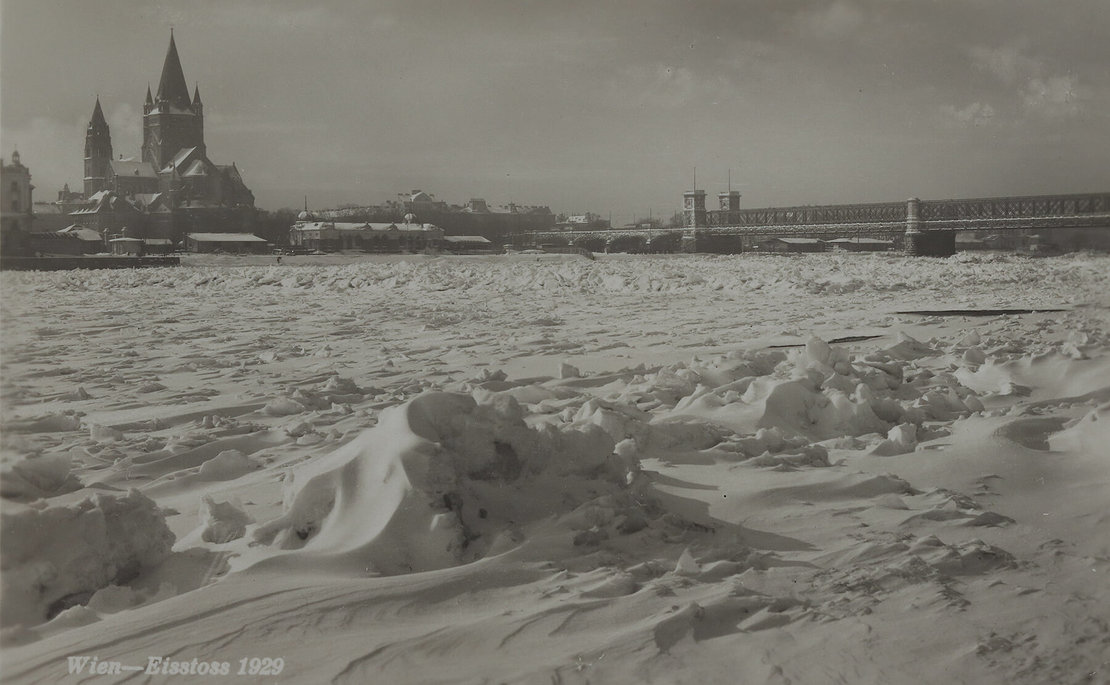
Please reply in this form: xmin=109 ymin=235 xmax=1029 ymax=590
xmin=521 ymin=192 xmax=1110 ymax=243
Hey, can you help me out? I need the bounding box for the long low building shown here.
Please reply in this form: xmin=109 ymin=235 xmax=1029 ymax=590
xmin=442 ymin=235 xmax=495 ymax=254
xmin=26 ymin=225 xmax=105 ymax=255
xmin=756 ymin=237 xmax=826 ymax=253
xmin=825 ymin=237 xmax=894 ymax=252
xmin=289 ymin=219 xmax=443 ymax=253
xmin=185 ymin=232 xmax=269 ymax=253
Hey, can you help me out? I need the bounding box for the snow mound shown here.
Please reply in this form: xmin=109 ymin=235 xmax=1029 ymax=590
xmin=251 ymin=391 xmax=636 ymax=574
xmin=651 ymin=338 xmax=981 ymax=448
xmin=0 ymin=453 xmax=83 ymax=501
xmin=200 ymin=496 xmax=253 ymax=543
xmin=0 ymin=490 xmax=175 ymax=627
xmin=197 ymin=449 xmax=259 ymax=480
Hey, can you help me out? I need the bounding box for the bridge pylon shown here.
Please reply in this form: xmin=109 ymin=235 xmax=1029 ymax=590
xmin=682 ymin=189 xmax=706 ymax=252
xmin=904 ymin=197 xmax=955 ymax=256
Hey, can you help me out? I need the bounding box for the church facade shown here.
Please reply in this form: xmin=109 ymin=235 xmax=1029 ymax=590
xmin=76 ymin=32 xmax=255 ymax=243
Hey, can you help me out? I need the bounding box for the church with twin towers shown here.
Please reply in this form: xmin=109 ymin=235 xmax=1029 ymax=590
xmin=78 ymin=31 xmax=255 ymax=241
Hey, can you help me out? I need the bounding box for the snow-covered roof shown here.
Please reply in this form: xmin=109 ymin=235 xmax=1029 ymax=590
xmin=826 ymin=238 xmax=891 ymax=244
xmin=186 ymin=233 xmax=267 ymax=242
xmin=147 ymin=103 xmax=196 ymax=116
xmin=764 ymin=237 xmax=824 ymax=244
xmin=110 ymin=159 xmax=158 ymax=178
xmin=182 ymin=160 xmax=208 ymax=177
xmin=163 ymin=147 xmax=200 ymax=174
xmin=336 ymin=222 xmax=396 ymax=232
xmin=292 ymin=222 xmax=440 ymax=233
xmin=143 ymin=238 xmax=174 ymax=245
xmin=443 ymin=235 xmax=492 ymax=244
xmin=57 ymin=226 xmax=103 ymax=241
xmin=109 ymin=237 xmax=145 ymax=243
xmin=69 ymin=193 xmax=141 ymax=215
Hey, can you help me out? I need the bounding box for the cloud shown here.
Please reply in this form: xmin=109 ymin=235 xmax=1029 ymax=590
xmin=1022 ymin=75 xmax=1083 ymax=118
xmin=152 ymin=3 xmax=346 ymax=32
xmin=614 ymin=64 xmax=718 ymax=109
xmin=969 ymin=45 xmax=1087 ymax=120
xmin=650 ymin=65 xmax=697 ymax=107
xmin=970 ymin=45 xmax=1042 ymax=86
xmin=205 ymin=110 xmax=326 ymax=135
xmin=794 ymin=1 xmax=866 ymax=39
xmin=717 ymin=39 xmax=787 ymax=82
xmin=940 ymin=101 xmax=996 ymax=127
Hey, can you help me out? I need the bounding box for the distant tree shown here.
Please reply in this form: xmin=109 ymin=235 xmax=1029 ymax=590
xmin=666 ymin=211 xmax=685 ymax=228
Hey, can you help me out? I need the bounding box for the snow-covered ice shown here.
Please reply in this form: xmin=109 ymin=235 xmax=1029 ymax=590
xmin=1 ymin=252 xmax=1108 ymax=684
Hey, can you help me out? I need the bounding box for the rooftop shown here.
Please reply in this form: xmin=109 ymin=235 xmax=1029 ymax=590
xmin=186 ymin=233 xmax=267 ymax=242
xmin=765 ymin=237 xmax=825 ymax=244
xmin=110 ymin=159 xmax=158 ymax=178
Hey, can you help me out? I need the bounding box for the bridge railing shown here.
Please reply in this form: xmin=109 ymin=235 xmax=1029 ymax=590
xmin=707 ymin=201 xmax=906 ymax=227
xmin=919 ymin=193 xmax=1110 ymax=221
xmin=701 ymin=192 xmax=1109 ymax=229
xmin=513 ymin=192 xmax=1110 ymax=246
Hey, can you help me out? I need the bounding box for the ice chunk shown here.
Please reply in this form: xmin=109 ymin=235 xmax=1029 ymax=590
xmin=0 ymin=490 xmax=174 ymax=627
xmin=199 ymin=496 xmax=253 ymax=543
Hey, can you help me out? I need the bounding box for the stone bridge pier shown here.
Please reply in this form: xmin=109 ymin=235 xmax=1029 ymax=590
xmin=903 ymin=197 xmax=955 ymax=257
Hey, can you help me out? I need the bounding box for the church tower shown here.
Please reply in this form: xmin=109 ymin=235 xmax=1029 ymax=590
xmin=142 ymin=31 xmax=205 ymax=170
xmin=84 ymin=97 xmax=112 ymax=197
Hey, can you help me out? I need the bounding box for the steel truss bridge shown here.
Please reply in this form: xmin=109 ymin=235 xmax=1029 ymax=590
xmin=514 ymin=192 xmax=1110 ymax=252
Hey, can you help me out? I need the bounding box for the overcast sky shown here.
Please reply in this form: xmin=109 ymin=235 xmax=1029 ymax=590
xmin=2 ymin=0 xmax=1108 ymax=222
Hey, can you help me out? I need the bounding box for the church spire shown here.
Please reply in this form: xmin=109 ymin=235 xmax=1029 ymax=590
xmin=156 ymin=31 xmax=191 ymax=110
xmin=90 ymin=96 xmax=108 ymax=129
xmin=85 ymin=96 xmax=112 ymax=197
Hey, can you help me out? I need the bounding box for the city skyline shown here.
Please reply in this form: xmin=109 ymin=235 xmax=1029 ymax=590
xmin=2 ymin=0 xmax=1109 ymax=225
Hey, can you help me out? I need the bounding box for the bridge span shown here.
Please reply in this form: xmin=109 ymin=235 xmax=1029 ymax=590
xmin=513 ymin=192 xmax=1110 ymax=256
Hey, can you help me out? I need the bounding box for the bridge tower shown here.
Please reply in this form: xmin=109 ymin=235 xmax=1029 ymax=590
xmin=718 ymin=190 xmax=740 ymax=225
xmin=682 ymin=189 xmax=706 ymax=252
xmin=904 ymin=197 xmax=955 ymax=256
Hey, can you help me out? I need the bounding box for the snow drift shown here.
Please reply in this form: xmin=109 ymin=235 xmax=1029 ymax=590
xmin=250 ymin=391 xmax=643 ymax=574
xmin=0 ymin=490 xmax=175 ymax=627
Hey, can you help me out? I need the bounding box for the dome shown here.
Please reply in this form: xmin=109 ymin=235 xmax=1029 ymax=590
xmin=297 ymin=210 xmax=315 ymax=221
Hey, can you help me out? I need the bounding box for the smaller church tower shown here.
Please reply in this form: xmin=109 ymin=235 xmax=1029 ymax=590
xmin=84 ymin=97 xmax=112 ymax=197
xmin=192 ymin=84 xmax=205 ymax=144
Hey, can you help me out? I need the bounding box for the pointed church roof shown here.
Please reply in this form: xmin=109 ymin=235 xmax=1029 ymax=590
xmin=182 ymin=159 xmax=208 ymax=177
xmin=90 ymin=97 xmax=108 ymax=128
xmin=162 ymin=146 xmax=201 ymax=174
xmin=193 ymin=84 xmax=202 ymax=105
xmin=145 ymin=85 xmax=153 ymax=106
xmin=156 ymin=32 xmax=192 ymax=111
